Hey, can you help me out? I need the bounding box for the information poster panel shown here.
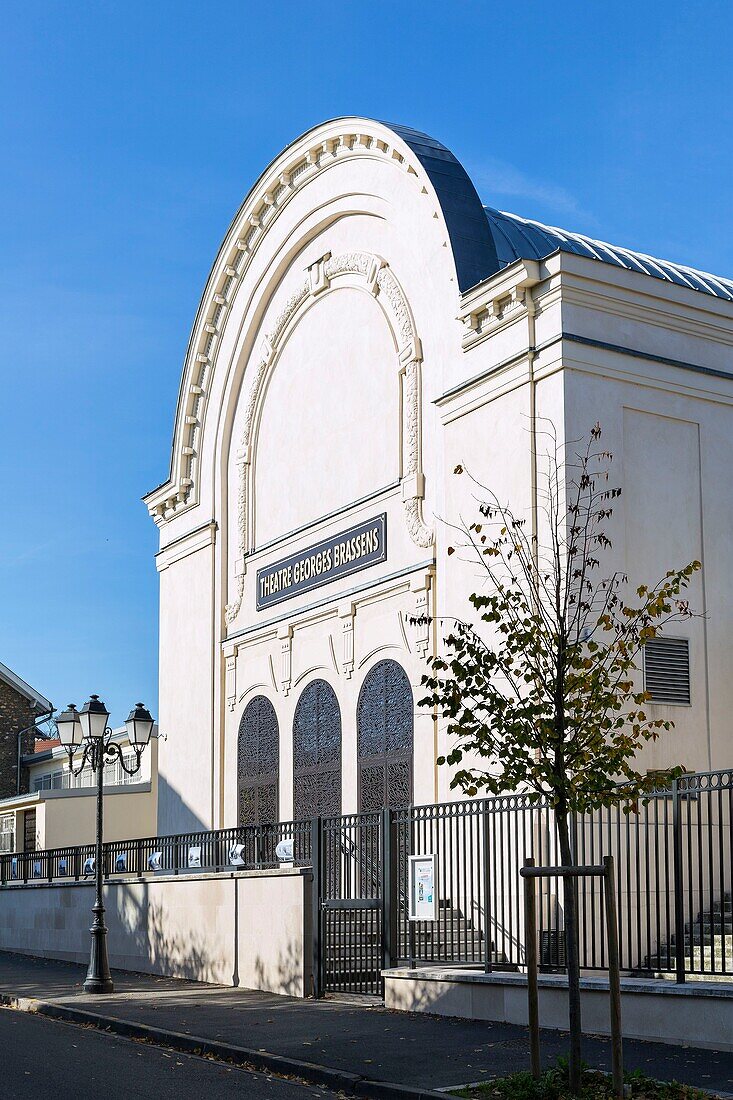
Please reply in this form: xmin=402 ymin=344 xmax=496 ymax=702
xmin=408 ymin=854 xmax=437 ymax=921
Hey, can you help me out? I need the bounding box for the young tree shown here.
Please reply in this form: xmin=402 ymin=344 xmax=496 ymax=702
xmin=418 ymin=425 xmax=700 ymax=1093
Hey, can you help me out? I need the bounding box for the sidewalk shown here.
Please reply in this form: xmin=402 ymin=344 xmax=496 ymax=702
xmin=0 ymin=952 xmax=731 ymax=1097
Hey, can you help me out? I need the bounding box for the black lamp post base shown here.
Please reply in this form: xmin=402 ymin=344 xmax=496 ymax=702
xmin=85 ymin=914 xmax=114 ymax=995
xmin=83 ymin=975 xmax=114 ymax=995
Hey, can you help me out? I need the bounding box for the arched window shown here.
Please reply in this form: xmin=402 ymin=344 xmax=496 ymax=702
xmin=357 ymin=659 xmax=413 ymax=811
xmin=237 ymin=696 xmax=279 ymax=826
xmin=293 ymin=679 xmax=342 ymax=820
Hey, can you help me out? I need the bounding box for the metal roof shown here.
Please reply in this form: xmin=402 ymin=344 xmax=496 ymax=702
xmin=387 ymin=123 xmax=499 ymax=291
xmin=484 ymin=206 xmax=733 ymax=303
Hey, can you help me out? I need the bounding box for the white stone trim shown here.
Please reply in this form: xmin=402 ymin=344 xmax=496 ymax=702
xmin=156 ymin=521 xmax=217 ymax=572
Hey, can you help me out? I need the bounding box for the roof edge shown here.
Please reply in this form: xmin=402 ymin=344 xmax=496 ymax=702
xmin=0 ymin=661 xmax=53 ymax=714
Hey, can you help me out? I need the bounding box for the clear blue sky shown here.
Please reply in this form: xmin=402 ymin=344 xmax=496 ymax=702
xmin=1 ymin=1 xmax=731 ymax=728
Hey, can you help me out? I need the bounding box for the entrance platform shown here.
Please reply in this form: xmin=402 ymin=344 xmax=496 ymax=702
xmin=383 ymin=965 xmax=733 ymax=1053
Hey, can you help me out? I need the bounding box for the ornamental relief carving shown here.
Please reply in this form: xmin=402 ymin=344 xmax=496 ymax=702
xmin=225 ymin=252 xmax=433 ymax=624
xmin=147 ymin=129 xmax=435 ymax=525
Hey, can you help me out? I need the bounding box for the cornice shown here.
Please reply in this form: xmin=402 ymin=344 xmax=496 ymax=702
xmin=560 ymin=337 xmax=733 ymax=405
xmin=224 ymin=557 xmax=434 ymax=648
xmin=554 ymin=253 xmax=733 ymax=348
xmin=156 ymin=521 xmax=217 ymax=572
xmin=457 ymin=259 xmax=541 ymax=352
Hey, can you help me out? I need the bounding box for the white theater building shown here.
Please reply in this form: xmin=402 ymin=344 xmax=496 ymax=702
xmin=145 ymin=117 xmax=733 ymax=838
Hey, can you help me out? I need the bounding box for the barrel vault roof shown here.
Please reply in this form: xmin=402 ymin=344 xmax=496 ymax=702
xmin=484 ymin=206 xmax=733 ymax=303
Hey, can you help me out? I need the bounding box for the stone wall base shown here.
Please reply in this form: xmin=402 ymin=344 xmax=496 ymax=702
xmin=383 ymin=967 xmax=733 ymax=1052
xmin=0 ymin=868 xmax=313 ymax=997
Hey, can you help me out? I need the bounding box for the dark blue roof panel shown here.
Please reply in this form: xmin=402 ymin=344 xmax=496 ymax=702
xmin=484 ymin=207 xmax=733 ymax=303
xmin=386 ymin=123 xmax=500 ymax=292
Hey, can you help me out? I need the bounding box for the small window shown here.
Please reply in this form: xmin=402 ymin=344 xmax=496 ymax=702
xmin=644 ymin=638 xmax=690 ymax=705
xmin=0 ymin=814 xmax=14 ymax=854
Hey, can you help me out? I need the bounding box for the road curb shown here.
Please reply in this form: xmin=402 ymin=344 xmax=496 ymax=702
xmin=0 ymin=993 xmax=446 ymax=1099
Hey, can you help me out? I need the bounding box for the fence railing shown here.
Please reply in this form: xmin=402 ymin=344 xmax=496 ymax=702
xmin=0 ymin=819 xmax=312 ymax=885
xmin=1 ymin=769 xmax=731 ymax=983
xmin=389 ymin=771 xmax=732 ymax=981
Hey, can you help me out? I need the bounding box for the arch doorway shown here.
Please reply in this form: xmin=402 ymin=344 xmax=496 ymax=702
xmin=237 ymin=696 xmax=279 ymax=826
xmin=357 ymin=659 xmax=414 ymax=811
xmin=293 ymin=679 xmax=342 ymax=820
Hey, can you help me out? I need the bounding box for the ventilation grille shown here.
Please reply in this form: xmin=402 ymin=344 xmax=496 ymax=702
xmin=644 ymin=638 xmax=691 ymax=704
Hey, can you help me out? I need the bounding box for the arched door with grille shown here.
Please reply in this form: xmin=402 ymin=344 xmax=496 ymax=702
xmin=357 ymin=659 xmax=414 ymax=811
xmin=237 ymin=696 xmax=279 ymax=826
xmin=293 ymin=679 xmax=342 ymax=820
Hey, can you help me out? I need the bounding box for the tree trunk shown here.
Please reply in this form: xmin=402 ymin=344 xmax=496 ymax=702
xmin=556 ymin=807 xmax=582 ymax=1094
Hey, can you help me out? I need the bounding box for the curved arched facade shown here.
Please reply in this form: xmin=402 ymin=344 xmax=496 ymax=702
xmin=148 ymin=116 xmax=728 ymax=833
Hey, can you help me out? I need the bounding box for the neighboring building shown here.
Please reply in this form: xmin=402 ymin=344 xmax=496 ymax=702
xmin=0 ymin=661 xmax=53 ymax=802
xmin=0 ymin=726 xmax=159 ymax=853
xmin=144 ymin=117 xmax=733 ymax=836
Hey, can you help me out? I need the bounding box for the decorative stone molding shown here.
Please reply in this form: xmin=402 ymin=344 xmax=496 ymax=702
xmin=278 ymin=624 xmax=293 ymax=697
xmin=410 ymin=572 xmax=433 ymax=658
xmin=224 ymin=251 xmax=432 ymax=623
xmin=458 ymin=259 xmax=541 ymax=353
xmin=144 ymin=125 xmax=434 ymax=527
xmin=339 ymin=602 xmax=355 ymax=679
xmin=225 ymin=649 xmax=237 ymax=712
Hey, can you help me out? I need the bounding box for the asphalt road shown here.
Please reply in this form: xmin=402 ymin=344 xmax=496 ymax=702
xmin=0 ymin=1007 xmax=344 ymax=1100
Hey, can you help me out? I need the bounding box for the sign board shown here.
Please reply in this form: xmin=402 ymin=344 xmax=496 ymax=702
xmin=147 ymin=851 xmax=162 ymax=872
xmin=256 ymin=514 xmax=387 ymax=611
xmin=188 ymin=845 xmax=202 ymax=869
xmin=408 ymin=854 xmax=437 ymax=921
xmin=115 ymin=852 xmax=128 ymax=874
xmin=275 ymin=838 xmax=294 ymax=863
xmin=83 ymin=856 xmax=95 ymax=877
xmin=229 ymin=842 xmax=245 ymax=867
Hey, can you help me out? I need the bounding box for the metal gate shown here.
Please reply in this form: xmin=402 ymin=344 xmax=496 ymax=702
xmin=315 ymin=810 xmax=397 ymax=997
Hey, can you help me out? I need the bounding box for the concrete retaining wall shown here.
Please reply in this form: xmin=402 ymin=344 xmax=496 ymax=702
xmin=383 ymin=967 xmax=733 ymax=1051
xmin=0 ymin=867 xmax=312 ymax=997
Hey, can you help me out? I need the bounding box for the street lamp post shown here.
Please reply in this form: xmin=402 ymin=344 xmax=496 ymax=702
xmin=56 ymin=696 xmax=154 ymax=995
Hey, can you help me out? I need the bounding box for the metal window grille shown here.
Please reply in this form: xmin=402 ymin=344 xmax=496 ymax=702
xmin=237 ymin=695 xmax=279 ymax=826
xmin=357 ymin=659 xmax=414 ymax=811
xmin=644 ymin=638 xmax=691 ymax=704
xmin=293 ymin=679 xmax=342 ymax=820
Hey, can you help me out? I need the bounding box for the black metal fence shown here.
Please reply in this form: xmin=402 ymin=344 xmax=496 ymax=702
xmin=1 ymin=769 xmax=731 ymax=987
xmin=390 ymin=771 xmax=732 ymax=982
xmin=0 ymin=819 xmax=312 ymax=884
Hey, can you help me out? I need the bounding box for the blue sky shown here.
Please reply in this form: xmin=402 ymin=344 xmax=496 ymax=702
xmin=1 ymin=1 xmax=731 ymax=728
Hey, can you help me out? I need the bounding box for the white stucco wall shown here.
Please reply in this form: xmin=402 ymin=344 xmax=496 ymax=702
xmin=157 ymin=533 xmax=215 ymax=833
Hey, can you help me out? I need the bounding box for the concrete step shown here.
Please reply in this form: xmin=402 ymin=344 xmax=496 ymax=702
xmin=670 ymin=931 xmax=733 ymax=947
xmin=686 ymin=920 xmax=733 ymax=934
